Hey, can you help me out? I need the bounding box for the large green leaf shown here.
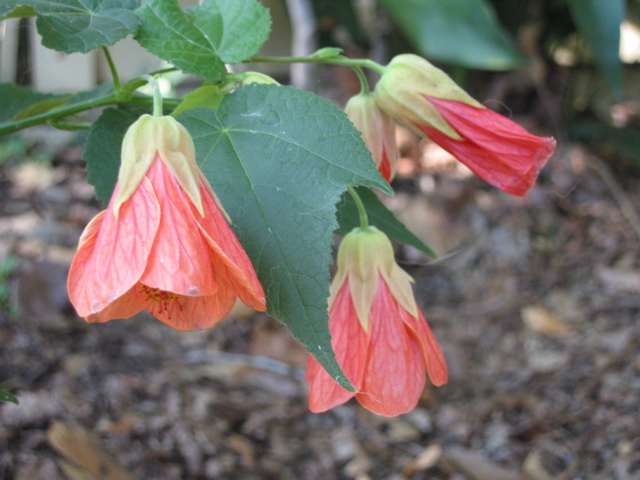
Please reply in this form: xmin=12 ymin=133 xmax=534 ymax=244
xmin=567 ymin=0 xmax=624 ymax=99
xmin=378 ymin=0 xmax=524 ymax=70
xmin=135 ymin=0 xmax=271 ymax=81
xmin=336 ymin=187 xmax=437 ymax=258
xmin=178 ymin=84 xmax=391 ymax=389
xmin=0 ymin=0 xmax=140 ymax=54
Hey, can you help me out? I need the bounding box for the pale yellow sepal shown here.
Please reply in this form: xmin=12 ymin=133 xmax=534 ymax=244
xmin=334 ymin=227 xmax=418 ymax=332
xmin=115 ymin=114 xmax=203 ymax=217
xmin=375 ymin=54 xmax=483 ymax=140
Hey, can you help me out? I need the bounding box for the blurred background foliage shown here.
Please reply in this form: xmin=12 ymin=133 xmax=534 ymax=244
xmin=310 ymin=0 xmax=640 ymax=170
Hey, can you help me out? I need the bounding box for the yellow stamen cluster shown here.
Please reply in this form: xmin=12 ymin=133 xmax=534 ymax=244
xmin=141 ymin=285 xmax=181 ymax=317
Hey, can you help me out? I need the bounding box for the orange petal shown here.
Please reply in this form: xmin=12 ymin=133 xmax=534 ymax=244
xmin=356 ymin=277 xmax=427 ymax=416
xmin=402 ymin=308 xmax=449 ymax=387
xmin=84 ymin=284 xmax=147 ymax=323
xmin=140 ymin=157 xmax=220 ymax=296
xmin=307 ymin=280 xmax=368 ymax=413
xmin=67 ymin=180 xmax=160 ymax=318
xmin=195 ymin=176 xmax=266 ymax=311
xmin=139 ymin=282 xmax=237 ymax=331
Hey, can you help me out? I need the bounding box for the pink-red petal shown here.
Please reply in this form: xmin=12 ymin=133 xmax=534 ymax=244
xmin=140 ymin=157 xmax=220 ymax=296
xmin=307 ymin=280 xmax=369 ymax=413
xmin=420 ymin=96 xmax=556 ymax=196
xmin=68 ymin=180 xmax=160 ymax=318
xmin=356 ymin=277 xmax=427 ymax=416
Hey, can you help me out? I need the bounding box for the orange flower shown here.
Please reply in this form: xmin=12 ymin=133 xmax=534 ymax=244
xmin=306 ymin=227 xmax=447 ymax=416
xmin=345 ymin=93 xmax=398 ymax=182
xmin=375 ymin=54 xmax=556 ymax=196
xmin=68 ymin=115 xmax=266 ymax=330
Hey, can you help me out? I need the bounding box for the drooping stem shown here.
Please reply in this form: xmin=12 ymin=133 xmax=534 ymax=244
xmin=353 ymin=66 xmax=370 ymax=95
xmin=347 ymin=186 xmax=369 ymax=229
xmin=249 ymin=54 xmax=386 ymax=75
xmin=101 ymin=47 xmax=121 ymax=90
xmin=142 ymin=74 xmax=163 ymax=116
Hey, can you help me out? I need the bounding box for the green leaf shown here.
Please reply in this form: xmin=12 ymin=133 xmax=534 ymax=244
xmin=0 ymin=390 xmax=18 ymax=404
xmin=0 ymin=0 xmax=140 ymax=54
xmin=378 ymin=0 xmax=524 ymax=70
xmin=178 ymin=84 xmax=391 ymax=390
xmin=135 ymin=0 xmax=270 ymax=81
xmin=171 ymin=85 xmax=227 ymax=117
xmin=0 ymin=83 xmax=65 ymax=127
xmin=84 ymin=106 xmax=146 ymax=205
xmin=336 ymin=187 xmax=438 ymax=258
xmin=567 ymin=0 xmax=625 ymax=99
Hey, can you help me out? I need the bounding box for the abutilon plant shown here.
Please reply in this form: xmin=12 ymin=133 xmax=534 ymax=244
xmin=306 ymin=226 xmax=448 ymax=417
xmin=67 ymin=112 xmax=266 ymax=331
xmin=1 ymin=0 xmax=560 ymax=416
xmin=375 ymin=54 xmax=556 ymax=196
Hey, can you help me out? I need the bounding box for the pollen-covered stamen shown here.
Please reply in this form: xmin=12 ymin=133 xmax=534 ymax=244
xmin=141 ymin=285 xmax=181 ymax=317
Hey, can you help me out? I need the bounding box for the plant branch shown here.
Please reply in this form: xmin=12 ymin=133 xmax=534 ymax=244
xmin=248 ymin=54 xmax=386 ymax=75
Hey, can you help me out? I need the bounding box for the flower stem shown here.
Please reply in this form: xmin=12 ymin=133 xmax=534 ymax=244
xmin=353 ymin=66 xmax=370 ymax=95
xmin=143 ymin=75 xmax=164 ymax=117
xmin=101 ymin=47 xmax=121 ymax=90
xmin=347 ymin=186 xmax=369 ymax=229
xmin=249 ymin=54 xmax=386 ymax=75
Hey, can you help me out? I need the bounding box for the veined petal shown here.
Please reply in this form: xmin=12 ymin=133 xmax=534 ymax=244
xmin=356 ymin=276 xmax=427 ymax=416
xmin=84 ymin=285 xmax=147 ymax=323
xmin=138 ymin=282 xmax=237 ymax=331
xmin=307 ymin=279 xmax=368 ymax=413
xmin=195 ymin=176 xmax=266 ymax=311
xmin=401 ymin=308 xmax=448 ymax=387
xmin=140 ymin=156 xmax=220 ymax=296
xmin=68 ymin=180 xmax=160 ymax=318
xmin=420 ymin=96 xmax=556 ymax=196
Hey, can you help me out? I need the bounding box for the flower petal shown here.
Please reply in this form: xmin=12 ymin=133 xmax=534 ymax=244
xmin=140 ymin=157 xmax=220 ymax=296
xmin=67 ymin=180 xmax=160 ymax=318
xmin=195 ymin=176 xmax=266 ymax=311
xmin=401 ymin=308 xmax=448 ymax=387
xmin=307 ymin=280 xmax=368 ymax=413
xmin=356 ymin=276 xmax=427 ymax=416
xmin=140 ymin=282 xmax=236 ymax=331
xmin=419 ymin=96 xmax=556 ymax=196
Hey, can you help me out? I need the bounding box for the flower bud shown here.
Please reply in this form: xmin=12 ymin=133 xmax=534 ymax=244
xmin=345 ymin=93 xmax=398 ymax=182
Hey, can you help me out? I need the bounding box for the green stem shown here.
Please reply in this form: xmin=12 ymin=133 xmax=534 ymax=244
xmin=101 ymin=47 xmax=121 ymax=90
xmin=0 ymin=93 xmax=180 ymax=137
xmin=249 ymin=55 xmax=386 ymax=75
xmin=142 ymin=75 xmax=163 ymax=116
xmin=347 ymin=186 xmax=369 ymax=229
xmin=0 ymin=93 xmax=120 ymax=136
xmin=352 ymin=66 xmax=370 ymax=95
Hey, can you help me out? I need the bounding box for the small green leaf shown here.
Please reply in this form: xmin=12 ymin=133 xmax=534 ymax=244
xmin=135 ymin=0 xmax=270 ymax=81
xmin=178 ymin=84 xmax=391 ymax=390
xmin=0 ymin=83 xmax=65 ymax=128
xmin=0 ymin=0 xmax=141 ymax=54
xmin=336 ymin=187 xmax=437 ymax=258
xmin=84 ymin=106 xmax=147 ymax=205
xmin=378 ymin=0 xmax=524 ymax=70
xmin=171 ymin=85 xmax=227 ymax=117
xmin=0 ymin=390 xmax=18 ymax=404
xmin=567 ymin=0 xmax=624 ymax=99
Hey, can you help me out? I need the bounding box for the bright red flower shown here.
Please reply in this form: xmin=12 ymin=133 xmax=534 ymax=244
xmin=68 ymin=115 xmax=266 ymax=330
xmin=306 ymin=227 xmax=447 ymax=417
xmin=375 ymin=54 xmax=556 ymax=196
xmin=345 ymin=93 xmax=398 ymax=182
